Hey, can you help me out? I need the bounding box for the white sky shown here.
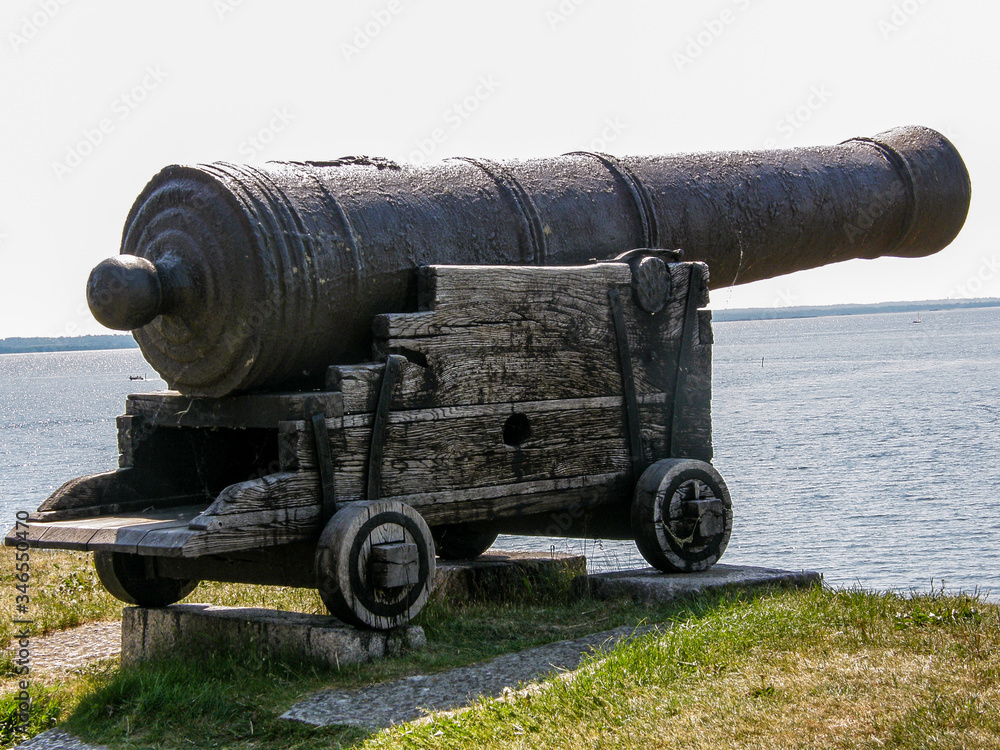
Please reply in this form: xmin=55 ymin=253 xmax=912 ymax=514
xmin=1 ymin=0 xmax=997 ymax=338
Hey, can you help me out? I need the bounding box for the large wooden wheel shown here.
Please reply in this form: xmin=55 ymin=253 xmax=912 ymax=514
xmin=431 ymin=524 xmax=498 ymax=561
xmin=94 ymin=551 xmax=198 ymax=607
xmin=315 ymin=500 xmax=436 ymax=630
xmin=631 ymin=458 xmax=733 ymax=573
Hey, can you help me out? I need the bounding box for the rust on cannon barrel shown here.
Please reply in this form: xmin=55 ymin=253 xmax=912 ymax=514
xmin=87 ymin=126 xmax=971 ymax=397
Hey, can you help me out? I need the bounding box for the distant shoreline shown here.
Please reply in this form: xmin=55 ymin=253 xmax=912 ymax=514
xmin=713 ymin=297 xmax=1000 ymax=322
xmin=3 ymin=298 xmax=998 ymax=353
xmin=0 ymin=334 xmax=139 ymax=354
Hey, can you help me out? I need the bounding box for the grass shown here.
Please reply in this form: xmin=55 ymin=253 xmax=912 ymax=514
xmin=3 ymin=546 xmax=1000 ymax=748
xmin=365 ymin=587 xmax=999 ymax=750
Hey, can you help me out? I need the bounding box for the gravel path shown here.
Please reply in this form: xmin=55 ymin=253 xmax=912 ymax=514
xmin=29 ymin=621 xmax=121 ymax=674
xmin=11 ymin=623 xmax=121 ymax=750
xmin=281 ymin=623 xmax=665 ymax=728
xmin=14 ymin=728 xmax=109 ymax=750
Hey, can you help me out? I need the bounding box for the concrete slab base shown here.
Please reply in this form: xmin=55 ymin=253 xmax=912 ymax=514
xmin=432 ymin=550 xmax=587 ymax=603
xmin=122 ymin=605 xmax=426 ymax=669
xmin=574 ymin=563 xmax=822 ymax=602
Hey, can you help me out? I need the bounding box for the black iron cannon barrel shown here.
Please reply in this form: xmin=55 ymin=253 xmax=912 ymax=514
xmin=87 ymin=125 xmax=970 ymax=397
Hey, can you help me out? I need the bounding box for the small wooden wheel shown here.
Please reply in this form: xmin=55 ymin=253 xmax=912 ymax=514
xmin=432 ymin=524 xmax=499 ymax=561
xmin=631 ymin=458 xmax=733 ymax=573
xmin=94 ymin=551 xmax=198 ymax=607
xmin=315 ymin=500 xmax=436 ymax=630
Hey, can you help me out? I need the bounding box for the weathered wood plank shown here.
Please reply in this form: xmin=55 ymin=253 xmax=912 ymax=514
xmin=154 ymin=543 xmax=318 ymax=588
xmin=415 ymin=262 xmax=708 ymax=318
xmin=163 ymin=472 xmax=325 ymax=556
xmin=125 ymin=390 xmax=344 ymax=429
xmin=9 ymin=506 xmax=202 ymax=554
xmin=418 ymin=474 xmax=632 ymax=526
xmin=28 ymin=525 xmax=98 ymax=551
xmin=281 ymin=396 xmax=668 ymax=503
xmin=165 ymin=472 xmax=634 ymax=549
xmin=383 ymin=472 xmax=630 ymax=525
xmin=329 ymin=262 xmax=709 ymax=414
xmin=671 ymin=310 xmax=713 ymax=462
xmin=177 ymin=513 xmax=320 ymax=557
xmin=88 ymin=517 xmax=197 ymax=555
xmin=34 ymin=468 xmax=209 ymax=517
xmin=190 ymin=472 xmax=321 ymax=523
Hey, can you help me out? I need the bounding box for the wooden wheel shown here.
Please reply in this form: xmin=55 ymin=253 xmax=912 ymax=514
xmin=315 ymin=500 xmax=436 ymax=630
xmin=93 ymin=551 xmax=198 ymax=607
xmin=631 ymin=458 xmax=733 ymax=573
xmin=431 ymin=524 xmax=498 ymax=560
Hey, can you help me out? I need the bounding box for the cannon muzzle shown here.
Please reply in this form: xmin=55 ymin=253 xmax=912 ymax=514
xmin=88 ymin=126 xmax=971 ymax=397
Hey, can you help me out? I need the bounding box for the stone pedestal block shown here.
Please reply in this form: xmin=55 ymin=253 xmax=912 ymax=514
xmin=574 ymin=563 xmax=822 ymax=602
xmin=122 ymin=605 xmax=425 ymax=669
xmin=432 ymin=550 xmax=587 ymax=603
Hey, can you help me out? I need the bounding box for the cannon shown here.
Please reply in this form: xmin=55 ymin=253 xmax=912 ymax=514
xmin=7 ymin=127 xmax=970 ymax=629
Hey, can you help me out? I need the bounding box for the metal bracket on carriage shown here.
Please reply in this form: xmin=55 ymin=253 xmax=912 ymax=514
xmin=595 ymin=248 xmax=686 ymax=315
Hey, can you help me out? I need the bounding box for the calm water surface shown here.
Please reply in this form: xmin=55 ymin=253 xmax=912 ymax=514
xmin=2 ymin=308 xmax=998 ymax=599
xmin=500 ymin=306 xmax=1000 ymax=597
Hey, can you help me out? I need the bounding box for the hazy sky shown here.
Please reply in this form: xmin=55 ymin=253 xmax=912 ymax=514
xmin=2 ymin=0 xmax=997 ymax=338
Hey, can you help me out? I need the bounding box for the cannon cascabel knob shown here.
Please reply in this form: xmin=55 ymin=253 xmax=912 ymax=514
xmin=87 ymin=255 xmax=164 ymax=331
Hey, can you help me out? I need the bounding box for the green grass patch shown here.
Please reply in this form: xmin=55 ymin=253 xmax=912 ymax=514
xmin=0 ymin=683 xmax=62 ymax=747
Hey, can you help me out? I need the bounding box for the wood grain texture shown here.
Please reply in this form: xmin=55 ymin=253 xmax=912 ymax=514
xmin=125 ymin=390 xmax=344 ymax=428
xmin=34 ymin=468 xmax=209 ymax=518
xmin=153 ymin=543 xmax=317 ymax=588
xmin=9 ymin=506 xmax=202 ymax=553
xmin=289 ymin=261 xmax=712 ymax=527
xmin=277 ymin=395 xmax=680 ymax=511
xmin=329 ymin=262 xmax=709 ymax=414
xmin=179 ymin=472 xmax=324 ymax=556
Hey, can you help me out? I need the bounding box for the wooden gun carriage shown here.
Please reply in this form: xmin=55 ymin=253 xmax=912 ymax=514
xmin=6 ymin=127 xmax=971 ymax=629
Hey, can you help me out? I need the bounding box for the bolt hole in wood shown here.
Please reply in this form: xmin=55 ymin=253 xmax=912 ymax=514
xmin=502 ymin=413 xmax=531 ymax=448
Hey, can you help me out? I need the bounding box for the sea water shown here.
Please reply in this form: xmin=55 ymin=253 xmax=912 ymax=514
xmin=1 ymin=307 xmax=998 ymax=599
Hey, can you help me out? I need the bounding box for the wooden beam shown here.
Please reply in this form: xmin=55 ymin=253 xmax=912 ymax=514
xmin=125 ymin=390 xmax=344 ymax=429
